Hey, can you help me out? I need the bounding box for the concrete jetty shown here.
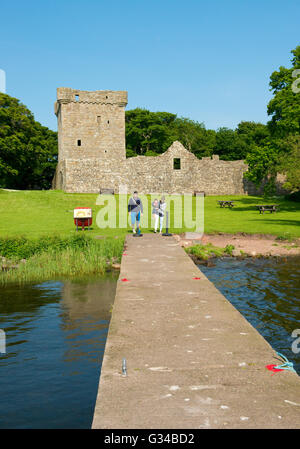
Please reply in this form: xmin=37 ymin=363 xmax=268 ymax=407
xmin=92 ymin=234 xmax=300 ymax=429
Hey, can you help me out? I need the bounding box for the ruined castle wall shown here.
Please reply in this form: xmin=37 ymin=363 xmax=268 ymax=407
xmin=123 ymin=142 xmax=248 ymax=195
xmin=53 ymin=88 xmax=252 ymax=195
xmin=53 ymin=141 xmax=249 ymax=195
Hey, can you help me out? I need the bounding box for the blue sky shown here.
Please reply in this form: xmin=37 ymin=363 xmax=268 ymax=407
xmin=0 ymin=0 xmax=299 ymax=131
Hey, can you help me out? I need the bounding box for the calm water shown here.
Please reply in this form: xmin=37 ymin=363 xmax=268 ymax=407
xmin=200 ymin=256 xmax=300 ymax=374
xmin=0 ymin=275 xmax=118 ymax=429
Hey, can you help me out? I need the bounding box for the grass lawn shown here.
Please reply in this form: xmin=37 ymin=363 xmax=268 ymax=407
xmin=0 ymin=189 xmax=299 ymax=239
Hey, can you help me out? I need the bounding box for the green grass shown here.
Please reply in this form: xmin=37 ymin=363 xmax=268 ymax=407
xmin=185 ymin=243 xmax=235 ymax=260
xmin=203 ymin=196 xmax=300 ymax=238
xmin=0 ymin=235 xmax=124 ymax=285
xmin=0 ymin=233 xmax=98 ymax=259
xmin=0 ymin=190 xmax=299 ymax=238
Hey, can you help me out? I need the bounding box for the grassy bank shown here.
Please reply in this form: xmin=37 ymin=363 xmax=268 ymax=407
xmin=185 ymin=243 xmax=235 ymax=260
xmin=0 ymin=190 xmax=299 ymax=238
xmin=0 ymin=234 xmax=124 ymax=285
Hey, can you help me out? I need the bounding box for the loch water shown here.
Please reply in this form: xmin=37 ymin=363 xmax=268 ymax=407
xmin=200 ymin=256 xmax=300 ymax=374
xmin=0 ymin=275 xmax=118 ymax=429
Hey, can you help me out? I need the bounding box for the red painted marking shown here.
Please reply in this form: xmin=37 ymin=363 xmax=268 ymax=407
xmin=121 ymin=278 xmax=129 ymax=282
xmin=266 ymin=364 xmax=284 ymax=375
xmin=192 ymin=277 xmax=201 ymax=280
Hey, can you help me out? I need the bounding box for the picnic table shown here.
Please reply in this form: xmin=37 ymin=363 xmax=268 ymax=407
xmin=217 ymin=200 xmax=235 ymax=208
xmin=256 ymin=204 xmax=279 ymax=214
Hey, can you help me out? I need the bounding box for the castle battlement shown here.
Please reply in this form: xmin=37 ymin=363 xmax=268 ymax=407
xmin=56 ymin=87 xmax=127 ymax=105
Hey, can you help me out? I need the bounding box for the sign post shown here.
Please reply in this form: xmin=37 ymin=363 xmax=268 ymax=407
xmin=74 ymin=207 xmax=93 ymax=231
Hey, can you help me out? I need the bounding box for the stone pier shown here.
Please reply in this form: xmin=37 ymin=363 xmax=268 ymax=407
xmin=92 ymin=234 xmax=300 ymax=429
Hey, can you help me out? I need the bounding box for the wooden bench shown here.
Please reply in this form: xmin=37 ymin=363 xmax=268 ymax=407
xmin=218 ymin=200 xmax=235 ymax=208
xmin=99 ymin=188 xmax=114 ymax=195
xmin=256 ymin=204 xmax=279 ymax=214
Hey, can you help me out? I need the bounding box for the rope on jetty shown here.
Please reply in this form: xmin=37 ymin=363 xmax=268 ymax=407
xmin=274 ymin=352 xmax=296 ymax=373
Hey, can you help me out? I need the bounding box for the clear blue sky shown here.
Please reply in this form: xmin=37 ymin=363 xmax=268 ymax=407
xmin=1 ymin=0 xmax=299 ymax=131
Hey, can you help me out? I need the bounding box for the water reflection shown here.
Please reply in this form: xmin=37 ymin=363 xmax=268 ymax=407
xmin=200 ymin=256 xmax=300 ymax=374
xmin=0 ymin=274 xmax=118 ymax=429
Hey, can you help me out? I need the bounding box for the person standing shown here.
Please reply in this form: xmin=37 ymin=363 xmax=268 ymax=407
xmin=152 ymin=198 xmax=159 ymax=233
xmin=128 ymin=191 xmax=143 ymax=234
xmin=158 ymin=196 xmax=167 ymax=234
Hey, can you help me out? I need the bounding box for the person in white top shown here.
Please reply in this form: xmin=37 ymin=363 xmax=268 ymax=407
xmin=158 ymin=196 xmax=167 ymax=234
xmin=152 ymin=198 xmax=160 ymax=233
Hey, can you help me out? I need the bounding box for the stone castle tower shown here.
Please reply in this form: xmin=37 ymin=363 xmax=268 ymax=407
xmin=53 ymin=88 xmax=127 ymax=191
xmin=53 ymin=88 xmax=251 ymax=195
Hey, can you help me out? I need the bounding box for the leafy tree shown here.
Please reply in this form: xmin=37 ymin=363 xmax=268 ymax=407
xmin=213 ymin=127 xmax=246 ymax=160
xmin=277 ymin=136 xmax=300 ymax=192
xmin=171 ymin=117 xmax=216 ymax=158
xmin=0 ymin=93 xmax=57 ymax=189
xmin=244 ymin=142 xmax=279 ymax=194
xmin=244 ymin=46 xmax=300 ymax=193
xmin=171 ymin=117 xmax=203 ymax=152
xmin=125 ymin=108 xmax=177 ymax=155
xmin=236 ymin=121 xmax=269 ymax=147
xmin=267 ymin=46 xmax=300 ymax=137
xmin=125 ymin=108 xmax=217 ymax=159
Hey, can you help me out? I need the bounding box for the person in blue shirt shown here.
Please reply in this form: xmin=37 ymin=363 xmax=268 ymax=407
xmin=128 ymin=191 xmax=143 ymax=234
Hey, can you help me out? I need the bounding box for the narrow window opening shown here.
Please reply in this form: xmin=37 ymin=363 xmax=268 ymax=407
xmin=97 ymin=116 xmax=101 ymax=126
xmin=107 ymin=120 xmax=110 ymax=124
xmin=173 ymin=158 xmax=181 ymax=170
xmin=77 ymin=139 xmax=81 ymax=147
xmin=75 ymin=94 xmax=79 ymax=102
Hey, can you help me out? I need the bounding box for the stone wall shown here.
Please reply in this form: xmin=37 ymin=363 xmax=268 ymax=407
xmin=123 ymin=141 xmax=248 ymax=195
xmin=53 ymin=141 xmax=249 ymax=195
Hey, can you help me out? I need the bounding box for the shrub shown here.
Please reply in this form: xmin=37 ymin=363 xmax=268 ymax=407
xmin=285 ymin=191 xmax=300 ymax=202
xmin=224 ymin=244 xmax=235 ymax=255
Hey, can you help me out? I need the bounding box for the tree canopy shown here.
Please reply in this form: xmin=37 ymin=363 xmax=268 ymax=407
xmin=125 ymin=109 xmax=268 ymax=162
xmin=0 ymin=93 xmax=57 ymax=189
xmin=277 ymin=136 xmax=300 ymax=192
xmin=244 ymin=45 xmax=300 ymax=193
xmin=267 ymin=46 xmax=300 ymax=137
